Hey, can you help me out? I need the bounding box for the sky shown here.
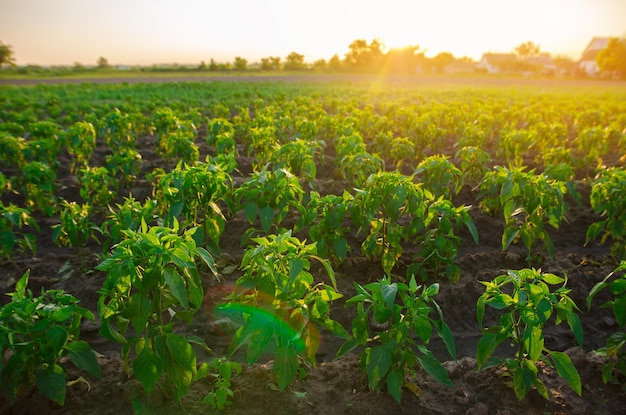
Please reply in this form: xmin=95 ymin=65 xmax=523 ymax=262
xmin=0 ymin=0 xmax=624 ymax=66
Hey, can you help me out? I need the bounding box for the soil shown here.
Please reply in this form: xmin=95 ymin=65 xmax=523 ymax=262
xmin=1 ymin=76 xmax=625 ymax=414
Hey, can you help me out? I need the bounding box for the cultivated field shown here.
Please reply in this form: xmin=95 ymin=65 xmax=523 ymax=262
xmin=1 ymin=78 xmax=625 ymax=414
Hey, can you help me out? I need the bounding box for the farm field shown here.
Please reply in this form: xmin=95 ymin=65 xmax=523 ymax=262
xmin=1 ymin=79 xmax=626 ymax=414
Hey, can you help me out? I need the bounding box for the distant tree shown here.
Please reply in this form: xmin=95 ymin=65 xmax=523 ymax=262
xmin=97 ymin=56 xmax=110 ymax=69
xmin=233 ymin=56 xmax=247 ymax=71
xmin=432 ymin=52 xmax=456 ymax=73
xmin=344 ymin=38 xmax=385 ymax=71
xmin=198 ymin=60 xmax=207 ymax=70
xmin=312 ymin=59 xmax=327 ymax=71
xmin=0 ymin=42 xmax=16 ymax=67
xmin=514 ymin=41 xmax=541 ymax=58
xmin=328 ymin=54 xmax=341 ymax=71
xmin=383 ymin=45 xmax=424 ymax=73
xmin=260 ymin=56 xmax=280 ymax=71
xmin=596 ymin=37 xmax=626 ymax=79
xmin=209 ymin=58 xmax=218 ymax=71
xmin=284 ymin=51 xmax=306 ymax=71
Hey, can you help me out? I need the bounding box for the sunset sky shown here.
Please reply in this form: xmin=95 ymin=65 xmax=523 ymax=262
xmin=0 ymin=0 xmax=624 ymax=66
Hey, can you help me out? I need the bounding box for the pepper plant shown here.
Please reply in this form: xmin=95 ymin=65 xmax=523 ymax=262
xmin=78 ymin=166 xmax=117 ymax=207
xmin=96 ymin=219 xmax=218 ymax=402
xmin=154 ymin=161 xmax=232 ymax=251
xmin=299 ymin=190 xmax=354 ymax=263
xmin=52 ymin=201 xmax=100 ymax=269
xmin=587 ymin=261 xmax=626 ymax=387
xmin=21 ymin=161 xmax=57 ymax=216
xmin=351 ymin=171 xmax=430 ymax=276
xmin=476 ymin=268 xmax=583 ymax=400
xmin=414 ymin=155 xmax=463 ymax=199
xmin=65 ymin=121 xmax=96 ymax=174
xmin=219 ymin=230 xmax=344 ymax=390
xmin=0 ymin=271 xmax=102 ymax=406
xmin=0 ymin=202 xmax=38 ymax=261
xmin=232 ymin=166 xmax=304 ymax=234
xmin=479 ymin=167 xmax=569 ymax=263
xmin=337 ymin=276 xmax=455 ymax=403
xmin=586 ymin=167 xmax=626 ymax=259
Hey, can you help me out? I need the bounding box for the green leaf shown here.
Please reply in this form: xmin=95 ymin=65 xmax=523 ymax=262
xmin=333 ymin=238 xmax=348 ymax=260
xmin=542 ymin=273 xmax=565 ymax=285
xmin=476 ymin=332 xmax=500 ymax=368
xmin=551 ymin=351 xmax=581 ymax=396
xmin=513 ymin=362 xmax=535 ymax=400
xmin=387 ymin=369 xmax=403 ymax=403
xmin=196 ymin=247 xmax=217 ymax=275
xmin=381 ymin=282 xmax=398 ymax=311
xmin=613 ymin=295 xmax=626 ymax=327
xmin=336 ymin=338 xmax=359 ymax=359
xmin=164 ymin=266 xmax=189 ymax=310
xmin=259 ymin=206 xmax=274 ymax=233
xmin=166 ymin=334 xmax=197 ymax=372
xmin=243 ymin=201 xmax=257 ymax=224
xmin=46 ymin=326 xmax=69 ymax=356
xmin=523 ymin=325 xmax=543 ymax=362
xmin=502 ymin=226 xmax=519 ymax=250
xmin=366 ymin=346 xmax=392 ymax=391
xmin=128 ymin=294 xmax=151 ymax=334
xmin=416 ymin=351 xmax=453 ymax=386
xmin=133 ymin=346 xmax=163 ymax=396
xmin=66 ymin=341 xmax=102 ymax=379
xmin=434 ymin=321 xmax=457 ymax=360
xmin=35 ymin=364 xmax=66 ymax=405
xmin=274 ymin=345 xmax=298 ymax=391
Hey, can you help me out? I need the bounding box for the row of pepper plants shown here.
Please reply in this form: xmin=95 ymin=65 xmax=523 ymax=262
xmin=0 ymin=82 xmax=625 ymax=407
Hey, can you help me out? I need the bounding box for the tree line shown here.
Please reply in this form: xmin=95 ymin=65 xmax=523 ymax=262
xmin=1 ymin=37 xmax=625 ymax=78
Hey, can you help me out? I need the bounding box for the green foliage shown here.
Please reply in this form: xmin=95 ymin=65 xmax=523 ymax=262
xmin=415 ymin=155 xmax=463 ymax=199
xmin=586 ymin=167 xmax=626 ymax=259
xmin=65 ymin=121 xmax=97 ymax=174
xmin=101 ymin=196 xmax=157 ymax=251
xmin=78 ymin=166 xmax=117 ymax=206
xmin=154 ymin=161 xmax=231 ymax=251
xmin=21 ymin=161 xmax=57 ymax=216
xmin=105 ymin=148 xmax=143 ymax=185
xmin=0 ymin=133 xmax=26 ymax=167
xmin=587 ymin=261 xmax=626 ymax=387
xmin=477 ymin=268 xmax=583 ymax=400
xmin=157 ymin=130 xmax=199 ymax=165
xmin=497 ymin=129 xmax=536 ymax=167
xmin=96 ymin=219 xmax=217 ymax=402
xmin=221 ymin=231 xmax=343 ymax=390
xmin=248 ymin=124 xmax=280 ymax=170
xmin=233 ymin=167 xmax=304 ymax=234
xmin=389 ymin=136 xmax=416 ymax=168
xmin=195 ymin=357 xmax=242 ymax=409
xmin=338 ymin=276 xmax=455 ymax=403
xmin=573 ymin=127 xmax=609 ymax=169
xmin=206 ymin=117 xmax=236 ymax=155
xmin=455 ymin=145 xmax=492 ymax=187
xmin=100 ymin=108 xmax=135 ymax=149
xmin=351 ymin=172 xmax=430 ymax=276
xmin=408 ymin=198 xmax=478 ymax=282
xmin=300 ymin=191 xmax=353 ymax=262
xmin=52 ymin=201 xmax=99 ymax=267
xmin=0 ymin=203 xmax=38 ymax=260
xmin=479 ymin=167 xmax=569 ymax=263
xmin=0 ymin=271 xmax=102 ymax=405
xmin=339 ymin=152 xmax=385 ymax=188
xmin=272 ymin=138 xmax=323 ymax=183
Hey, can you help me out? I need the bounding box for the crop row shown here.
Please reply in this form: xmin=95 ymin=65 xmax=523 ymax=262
xmin=0 ymin=82 xmax=625 ymax=407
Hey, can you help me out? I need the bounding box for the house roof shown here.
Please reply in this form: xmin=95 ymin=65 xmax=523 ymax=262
xmin=581 ymin=37 xmax=611 ymax=60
